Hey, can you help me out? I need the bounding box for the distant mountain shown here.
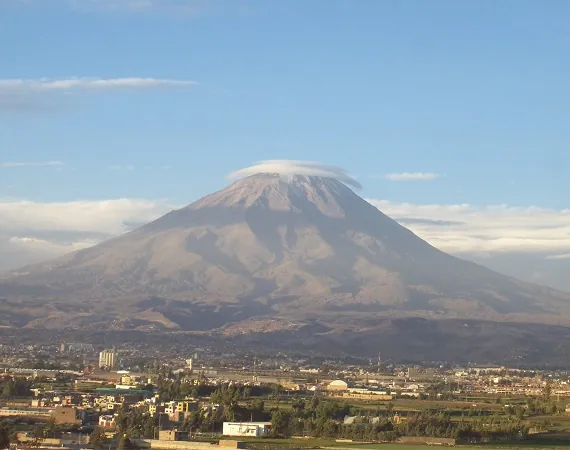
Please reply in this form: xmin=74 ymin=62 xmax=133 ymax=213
xmin=1 ymin=173 xmax=569 ymax=331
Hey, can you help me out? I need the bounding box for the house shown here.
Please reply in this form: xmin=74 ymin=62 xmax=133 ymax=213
xmin=99 ymin=415 xmax=116 ymax=428
xmin=51 ymin=406 xmax=81 ymax=425
xmin=222 ymin=422 xmax=271 ymax=438
xmin=158 ymin=430 xmax=189 ymax=441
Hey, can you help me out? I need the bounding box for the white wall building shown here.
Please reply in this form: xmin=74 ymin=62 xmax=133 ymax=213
xmin=327 ymin=380 xmax=349 ymax=391
xmin=222 ymin=422 xmax=271 ymax=437
xmin=98 ymin=349 xmax=116 ymax=369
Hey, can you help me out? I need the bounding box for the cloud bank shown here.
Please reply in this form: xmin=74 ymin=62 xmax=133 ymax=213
xmin=384 ymin=172 xmax=442 ymax=181
xmin=2 ymin=0 xmax=231 ymax=15
xmin=1 ymin=161 xmax=64 ymax=168
xmin=545 ymin=253 xmax=570 ymax=260
xmin=0 ymin=77 xmax=197 ymax=112
xmin=228 ymin=160 xmax=362 ymax=190
xmin=70 ymin=0 xmax=211 ymax=13
xmin=0 ymin=194 xmax=568 ymax=291
xmin=0 ymin=198 xmax=174 ymax=273
xmin=0 ymin=77 xmax=196 ymax=92
xmin=369 ymin=200 xmax=570 ymax=255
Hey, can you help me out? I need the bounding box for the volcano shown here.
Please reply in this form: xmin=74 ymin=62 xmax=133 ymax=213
xmin=1 ymin=173 xmax=570 ymax=331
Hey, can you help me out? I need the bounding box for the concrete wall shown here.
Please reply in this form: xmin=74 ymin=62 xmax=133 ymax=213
xmin=218 ymin=440 xmax=245 ymax=449
xmin=399 ymin=436 xmax=457 ymax=445
xmin=133 ymin=439 xmax=219 ymax=450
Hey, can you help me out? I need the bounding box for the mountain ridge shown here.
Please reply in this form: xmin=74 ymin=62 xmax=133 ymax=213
xmin=1 ymin=173 xmax=569 ymax=330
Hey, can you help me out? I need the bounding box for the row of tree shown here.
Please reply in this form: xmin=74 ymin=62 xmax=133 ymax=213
xmin=1 ymin=378 xmax=33 ymax=399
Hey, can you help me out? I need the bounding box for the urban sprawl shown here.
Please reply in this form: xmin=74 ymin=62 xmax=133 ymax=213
xmin=1 ymin=339 xmax=569 ymax=450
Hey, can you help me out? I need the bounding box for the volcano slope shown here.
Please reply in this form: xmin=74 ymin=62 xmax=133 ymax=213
xmin=1 ymin=173 xmax=569 ymax=336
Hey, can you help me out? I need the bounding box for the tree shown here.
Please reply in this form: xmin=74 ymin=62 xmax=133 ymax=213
xmin=115 ymin=407 xmax=129 ymax=433
xmin=44 ymin=417 xmax=57 ymax=438
xmin=90 ymin=427 xmax=107 ymax=450
xmin=1 ymin=382 xmax=13 ymax=399
xmin=271 ymin=410 xmax=292 ymax=437
xmin=118 ymin=434 xmax=131 ymax=450
xmin=30 ymin=425 xmax=45 ymax=448
xmin=0 ymin=422 xmax=10 ymax=449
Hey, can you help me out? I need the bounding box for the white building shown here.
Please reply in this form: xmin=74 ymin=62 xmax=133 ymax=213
xmin=99 ymin=349 xmax=116 ymax=369
xmin=327 ymin=380 xmax=349 ymax=391
xmin=99 ymin=414 xmax=116 ymax=428
xmin=222 ymin=422 xmax=271 ymax=437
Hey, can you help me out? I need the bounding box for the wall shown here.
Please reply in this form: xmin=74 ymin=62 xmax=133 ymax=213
xmin=133 ymin=439 xmax=221 ymax=450
xmin=399 ymin=436 xmax=457 ymax=445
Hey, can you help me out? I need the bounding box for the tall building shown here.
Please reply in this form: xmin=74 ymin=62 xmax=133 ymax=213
xmin=99 ymin=349 xmax=116 ymax=369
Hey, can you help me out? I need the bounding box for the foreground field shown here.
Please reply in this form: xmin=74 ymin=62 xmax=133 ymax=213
xmin=340 ymin=444 xmax=570 ymax=450
xmin=236 ymin=437 xmax=570 ymax=450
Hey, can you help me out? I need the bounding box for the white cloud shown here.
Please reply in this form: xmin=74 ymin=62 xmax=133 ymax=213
xmin=0 ymin=77 xmax=197 ymax=112
xmin=384 ymin=172 xmax=442 ymax=181
xmin=0 ymin=161 xmax=64 ymax=168
xmin=69 ymin=0 xmax=206 ymax=13
xmin=0 ymin=198 xmax=176 ymax=272
xmin=9 ymin=236 xmax=97 ymax=254
xmin=109 ymin=164 xmax=136 ymax=171
xmin=368 ymin=199 xmax=570 ymax=254
xmin=0 ymin=77 xmax=196 ymax=93
xmin=545 ymin=253 xmax=570 ymax=260
xmin=228 ymin=160 xmax=362 ymax=190
xmin=0 ymin=198 xmax=173 ymax=236
xmin=1 ymin=194 xmax=568 ymax=293
xmin=1 ymin=0 xmax=227 ymax=15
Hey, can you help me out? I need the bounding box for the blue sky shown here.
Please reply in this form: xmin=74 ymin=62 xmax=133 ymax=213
xmin=0 ymin=0 xmax=569 ymax=290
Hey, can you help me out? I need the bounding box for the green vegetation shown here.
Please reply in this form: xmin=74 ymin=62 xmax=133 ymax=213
xmin=115 ymin=407 xmax=156 ymax=439
xmin=90 ymin=426 xmax=108 ymax=450
xmin=0 ymin=421 xmax=11 ymax=449
xmin=117 ymin=434 xmax=132 ymax=450
xmin=0 ymin=379 xmax=32 ymax=399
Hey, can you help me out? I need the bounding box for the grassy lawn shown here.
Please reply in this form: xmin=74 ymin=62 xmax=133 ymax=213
xmin=224 ymin=437 xmax=337 ymax=446
xmin=229 ymin=437 xmax=570 ymax=450
xmin=333 ymin=443 xmax=570 ymax=450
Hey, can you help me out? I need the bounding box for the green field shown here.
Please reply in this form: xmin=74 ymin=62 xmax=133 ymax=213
xmin=230 ymin=437 xmax=570 ymax=450
xmin=339 ymin=444 xmax=570 ymax=450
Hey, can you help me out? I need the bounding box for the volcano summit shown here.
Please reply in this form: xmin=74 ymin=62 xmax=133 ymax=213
xmin=1 ymin=168 xmax=570 ymax=333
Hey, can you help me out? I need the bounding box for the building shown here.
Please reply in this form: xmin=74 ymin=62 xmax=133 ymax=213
xmin=51 ymin=406 xmax=82 ymax=425
xmin=222 ymin=422 xmax=271 ymax=438
xmin=176 ymin=401 xmax=199 ymax=414
xmin=158 ymin=430 xmax=189 ymax=441
xmin=327 ymin=380 xmax=349 ymax=392
xmin=99 ymin=415 xmax=116 ymax=428
xmin=0 ymin=407 xmax=52 ymax=418
xmin=67 ymin=343 xmax=93 ymax=353
xmin=99 ymin=349 xmax=117 ymax=369
xmin=341 ymin=390 xmax=393 ymax=400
